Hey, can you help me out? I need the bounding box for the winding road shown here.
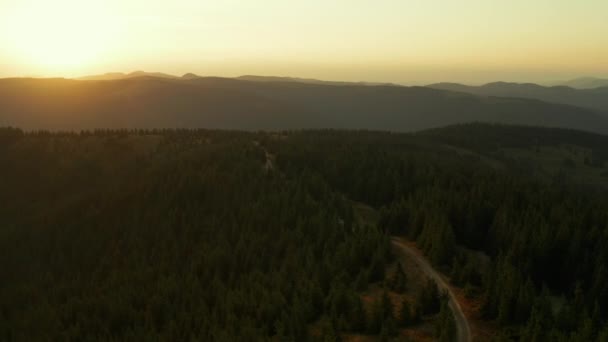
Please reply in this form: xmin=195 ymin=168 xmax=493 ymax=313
xmin=391 ymin=237 xmax=472 ymax=342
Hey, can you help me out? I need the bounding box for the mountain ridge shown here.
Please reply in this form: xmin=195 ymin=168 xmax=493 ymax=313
xmin=1 ymin=77 xmax=607 ymax=133
xmin=427 ymin=81 xmax=608 ymax=112
xmin=73 ymin=71 xmax=396 ymax=87
xmin=77 ymin=71 xmax=179 ymax=81
xmin=554 ymin=77 xmax=608 ymax=89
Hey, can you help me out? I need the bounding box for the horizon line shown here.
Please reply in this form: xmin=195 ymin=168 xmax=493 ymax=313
xmin=2 ymin=71 xmax=608 ymax=88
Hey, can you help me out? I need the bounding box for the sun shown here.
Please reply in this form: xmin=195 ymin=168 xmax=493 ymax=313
xmin=3 ymin=0 xmax=119 ymax=75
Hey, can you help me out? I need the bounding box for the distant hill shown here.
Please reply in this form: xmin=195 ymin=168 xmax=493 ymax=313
xmin=428 ymin=81 xmax=608 ymax=112
xmin=556 ymin=77 xmax=608 ymax=89
xmin=236 ymin=75 xmax=394 ymax=87
xmin=77 ymin=71 xmax=180 ymax=81
xmin=1 ymin=77 xmax=608 ymax=133
xmin=77 ymin=72 xmax=392 ymax=86
xmin=181 ymin=73 xmax=201 ymax=80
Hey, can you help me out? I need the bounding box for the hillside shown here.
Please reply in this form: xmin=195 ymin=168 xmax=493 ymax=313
xmin=1 ymin=77 xmax=608 ymax=133
xmin=2 ymin=124 xmax=608 ymax=341
xmin=428 ymin=81 xmax=608 ymax=112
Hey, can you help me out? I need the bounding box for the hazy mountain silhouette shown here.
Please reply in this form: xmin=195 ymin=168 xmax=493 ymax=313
xmin=428 ymin=82 xmax=608 ymax=112
xmin=1 ymin=77 xmax=607 ymax=133
xmin=77 ymin=72 xmax=395 ymax=86
xmin=181 ymin=73 xmax=201 ymax=80
xmin=556 ymin=77 xmax=608 ymax=89
xmin=77 ymin=71 xmax=179 ymax=81
xmin=236 ymin=75 xmax=395 ymax=86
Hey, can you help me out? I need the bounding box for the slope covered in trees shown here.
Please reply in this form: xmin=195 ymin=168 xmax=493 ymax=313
xmin=1 ymin=124 xmax=608 ymax=340
xmin=0 ymin=129 xmax=390 ymax=341
xmin=264 ymin=125 xmax=608 ymax=340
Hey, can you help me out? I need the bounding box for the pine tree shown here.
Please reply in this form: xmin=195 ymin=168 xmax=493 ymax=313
xmin=417 ymin=278 xmax=441 ymax=315
xmin=379 ymin=316 xmax=398 ymax=341
xmin=434 ymin=300 xmax=456 ymax=342
xmin=389 ymin=264 xmax=408 ymax=293
xmin=399 ymin=299 xmax=412 ymax=327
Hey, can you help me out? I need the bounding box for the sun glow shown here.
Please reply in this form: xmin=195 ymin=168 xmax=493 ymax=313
xmin=0 ymin=0 xmax=607 ymax=82
xmin=3 ymin=0 xmax=120 ymax=75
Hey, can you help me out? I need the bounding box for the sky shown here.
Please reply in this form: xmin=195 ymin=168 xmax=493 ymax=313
xmin=1 ymin=0 xmax=607 ymax=84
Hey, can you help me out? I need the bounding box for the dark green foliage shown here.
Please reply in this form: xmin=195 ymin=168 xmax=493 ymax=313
xmin=318 ymin=317 xmax=341 ymax=342
xmin=416 ymin=213 xmax=456 ymax=266
xmin=368 ymin=290 xmax=395 ymax=335
xmin=368 ymin=251 xmax=388 ymax=283
xmin=379 ymin=316 xmax=398 ymax=341
xmin=0 ymin=130 xmax=388 ymax=341
xmin=388 ymin=264 xmax=407 ymax=293
xmin=2 ymin=123 xmax=608 ymax=340
xmin=416 ymin=279 xmax=442 ymax=316
xmin=378 ymin=198 xmax=410 ymax=236
xmin=264 ymin=125 xmax=608 ymax=337
xmin=325 ymin=278 xmax=368 ymax=332
xmin=398 ymin=299 xmax=413 ymax=327
xmin=434 ymin=300 xmax=457 ymax=342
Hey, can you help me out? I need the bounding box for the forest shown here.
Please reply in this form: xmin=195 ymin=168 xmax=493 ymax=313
xmin=2 ymin=123 xmax=608 ymax=341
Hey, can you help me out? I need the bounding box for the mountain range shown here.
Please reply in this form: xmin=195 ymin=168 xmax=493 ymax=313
xmin=77 ymin=71 xmax=183 ymax=81
xmin=427 ymin=82 xmax=608 ymax=112
xmin=77 ymin=71 xmax=395 ymax=86
xmin=555 ymin=77 xmax=608 ymax=89
xmin=1 ymin=75 xmax=608 ymax=133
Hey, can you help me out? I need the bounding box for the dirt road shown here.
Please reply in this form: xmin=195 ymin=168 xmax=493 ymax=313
xmin=391 ymin=237 xmax=472 ymax=342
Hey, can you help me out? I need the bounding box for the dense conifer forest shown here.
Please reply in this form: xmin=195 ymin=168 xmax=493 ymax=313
xmin=2 ymin=123 xmax=608 ymax=341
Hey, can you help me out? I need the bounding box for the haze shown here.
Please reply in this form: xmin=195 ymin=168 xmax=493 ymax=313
xmin=1 ymin=0 xmax=607 ymax=84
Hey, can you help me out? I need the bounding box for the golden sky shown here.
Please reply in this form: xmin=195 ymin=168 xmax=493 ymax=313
xmin=1 ymin=0 xmax=607 ymax=84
